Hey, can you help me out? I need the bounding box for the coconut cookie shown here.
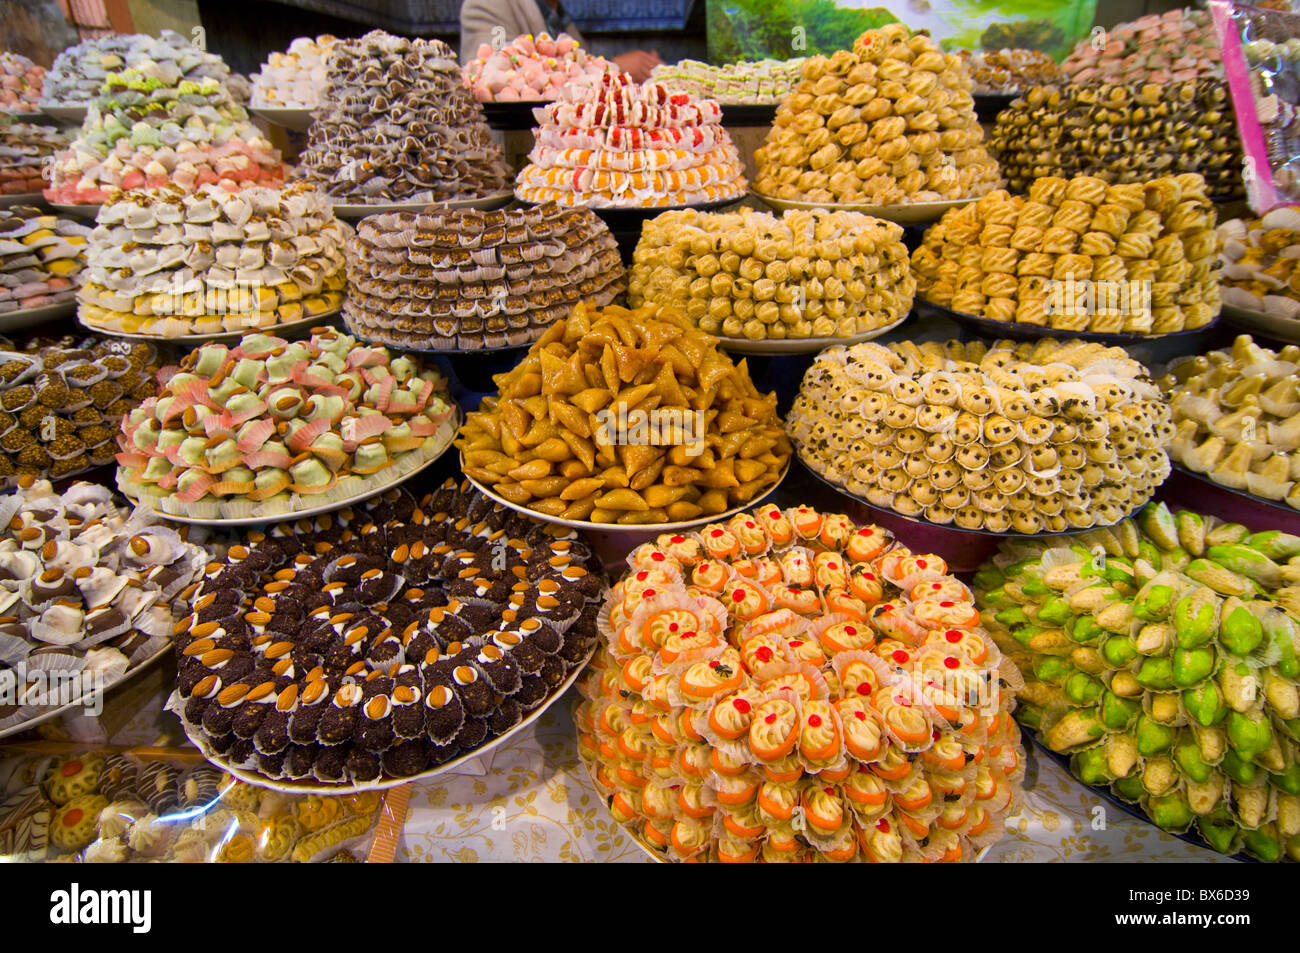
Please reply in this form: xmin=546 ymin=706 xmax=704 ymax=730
xmin=464 ymin=32 xmax=610 ymax=103
xmin=650 ymin=58 xmax=805 ymax=105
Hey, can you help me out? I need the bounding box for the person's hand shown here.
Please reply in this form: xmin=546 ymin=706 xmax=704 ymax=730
xmin=613 ymin=49 xmax=665 ymax=82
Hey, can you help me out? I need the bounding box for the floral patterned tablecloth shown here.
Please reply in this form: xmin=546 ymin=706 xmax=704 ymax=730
xmin=397 ymin=686 xmax=1232 ymax=864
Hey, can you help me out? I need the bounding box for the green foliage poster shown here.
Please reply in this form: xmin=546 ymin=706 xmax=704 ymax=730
xmin=707 ymin=0 xmax=1097 ymax=63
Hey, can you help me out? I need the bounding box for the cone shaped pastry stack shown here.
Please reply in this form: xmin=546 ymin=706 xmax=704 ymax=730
xmin=251 ymin=36 xmax=337 ymax=109
xmin=1061 ymin=8 xmax=1222 ymax=84
xmin=1217 ymin=209 xmax=1300 ymax=320
xmin=464 ymin=32 xmax=610 ymax=103
xmin=975 ymin=503 xmax=1300 ymax=861
xmin=753 ymin=24 xmax=1001 ymax=206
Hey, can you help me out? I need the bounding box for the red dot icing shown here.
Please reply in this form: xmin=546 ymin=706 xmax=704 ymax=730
xmin=940 ymin=601 xmax=955 ymax=608
xmin=61 ymin=760 xmax=82 ymax=777
xmin=765 ymin=713 xmax=777 ymax=724
xmin=944 ymin=656 xmax=960 ymax=669
xmin=709 ymin=660 xmax=720 ymax=668
xmin=668 ymin=622 xmax=678 ymax=632
xmin=652 ymin=552 xmax=665 ymax=562
xmin=789 ymin=640 xmax=804 ymax=648
xmin=756 ymin=647 xmax=773 ymax=662
xmin=894 ymin=695 xmax=911 ymax=707
xmin=855 ymin=710 xmax=866 ymax=720
xmin=733 ymin=699 xmax=751 ymax=713
xmin=857 ymin=682 xmax=872 ymax=695
xmin=636 ymin=571 xmax=648 ymax=581
xmin=876 ymin=818 xmax=890 ymax=832
xmin=892 ymin=650 xmax=909 ymax=664
xmin=946 ymin=630 xmax=962 ymax=643
xmin=808 ymin=714 xmax=822 ymax=727
xmin=64 ymin=808 xmax=83 ymax=826
xmin=671 ymin=535 xmax=685 ymax=543
xmin=644 ymin=588 xmax=656 ymax=598
xmin=844 ymin=625 xmax=857 ymax=635
xmin=711 ymin=529 xmax=724 ymax=538
xmin=917 ymin=559 xmax=928 ymax=568
xmin=733 ymin=589 xmax=745 ymax=602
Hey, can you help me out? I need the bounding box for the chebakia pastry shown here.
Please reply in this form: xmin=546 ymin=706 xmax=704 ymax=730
xmin=1061 ymin=8 xmax=1222 ymax=83
xmin=251 ymin=36 xmax=337 ymax=109
xmin=295 ymin=31 xmax=509 ymax=205
xmin=456 ymin=302 xmax=790 ymax=524
xmin=577 ymin=503 xmax=1026 ymax=861
xmin=0 ymin=117 xmax=68 ymax=196
xmin=0 ymin=479 xmax=208 ymax=733
xmin=753 ymin=25 xmax=1001 ymax=206
xmin=975 ymin=504 xmax=1300 ymax=861
xmin=912 ymin=174 xmax=1220 ymax=335
xmin=788 ymin=338 xmax=1173 ymax=534
xmin=629 ymin=206 xmax=914 ymax=341
xmin=116 ymin=329 xmax=456 ymax=520
xmin=464 ymin=32 xmax=610 ymax=102
xmin=0 ymin=53 xmax=44 ymax=113
xmin=954 ymin=50 xmax=1061 ymax=94
xmin=1162 ymin=335 xmax=1300 ymax=508
xmin=0 ymin=335 xmax=159 ymax=484
xmin=78 ymin=183 xmax=348 ymax=338
xmin=343 ymin=202 xmax=624 ymax=351
xmin=515 ymin=72 xmax=747 ymax=209
xmin=988 ymin=82 xmax=1242 ymax=203
xmin=0 ymin=207 xmax=89 ymax=312
xmin=1217 ymin=209 xmax=1300 ymax=319
xmin=43 ymin=63 xmax=286 ymax=205
xmin=174 ymin=480 xmax=604 ymax=784
xmin=649 ymin=58 xmax=806 ymax=104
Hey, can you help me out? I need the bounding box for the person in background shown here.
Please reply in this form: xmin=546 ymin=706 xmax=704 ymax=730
xmin=460 ymin=0 xmax=664 ymax=80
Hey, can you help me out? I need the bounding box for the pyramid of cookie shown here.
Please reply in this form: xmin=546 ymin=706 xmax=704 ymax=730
xmin=0 ymin=53 xmax=45 ymax=113
xmin=516 ymin=72 xmax=747 ymax=209
xmin=44 ymin=62 xmax=286 ymax=205
xmin=174 ymin=481 xmax=605 ymax=784
xmin=577 ymin=504 xmax=1026 ymax=862
xmin=753 ymin=25 xmax=1001 ymax=206
xmin=343 ymin=202 xmax=624 ymax=350
xmin=295 ymin=31 xmax=510 ymax=205
xmin=251 ymin=35 xmax=337 ymax=109
xmin=0 ymin=116 xmax=68 ymax=196
xmin=0 ymin=207 xmax=90 ymax=312
xmin=464 ymin=32 xmax=610 ymax=102
xmin=78 ymin=183 xmax=348 ymax=337
xmin=1061 ymin=8 xmax=1221 ymax=84
xmin=954 ymin=49 xmax=1061 ymax=94
xmin=0 ymin=335 xmax=159 ymax=484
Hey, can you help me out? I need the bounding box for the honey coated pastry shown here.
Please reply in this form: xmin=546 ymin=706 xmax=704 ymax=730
xmin=343 ymin=202 xmax=624 ymax=350
xmin=0 ymin=207 xmax=89 ymax=311
xmin=173 ymin=481 xmax=605 ymax=784
xmin=578 ymin=503 xmax=1026 ymax=861
xmin=788 ymin=337 xmax=1173 ymax=532
xmin=753 ymin=24 xmax=1001 ymax=206
xmin=629 ymin=206 xmax=914 ymax=341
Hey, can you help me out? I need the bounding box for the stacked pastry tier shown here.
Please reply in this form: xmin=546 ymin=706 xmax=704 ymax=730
xmin=955 ymin=50 xmax=1062 ymax=94
xmin=0 ymin=53 xmax=44 ymax=113
xmin=343 ymin=203 xmax=624 ymax=351
xmin=78 ymin=184 xmax=347 ymax=338
xmin=296 ymin=31 xmax=509 ymax=205
xmin=458 ymin=302 xmax=790 ymax=525
xmin=45 ymin=65 xmax=287 ymax=206
xmin=1217 ymin=210 xmax=1300 ymax=319
xmin=989 ymin=82 xmax=1243 ymax=203
xmin=0 ymin=207 xmax=90 ymax=312
xmin=789 ymin=338 xmax=1174 ymax=533
xmin=0 ymin=117 xmax=68 ymax=196
xmin=912 ymin=174 xmax=1220 ymax=335
xmin=1061 ymin=8 xmax=1222 ymax=83
xmin=0 ymin=335 xmax=159 ymax=483
xmin=40 ymin=30 xmax=250 ymax=110
xmin=976 ymin=505 xmax=1300 ymax=861
xmin=629 ymin=206 xmax=914 ymax=341
xmin=753 ymin=24 xmax=1001 ymax=206
xmin=578 ymin=507 xmax=1026 ymax=862
xmin=0 ymin=480 xmax=207 ymax=733
xmin=174 ymin=480 xmax=604 ymax=784
xmin=117 ymin=329 xmax=455 ymax=520
xmin=464 ymin=32 xmax=610 ymax=102
xmin=516 ymin=72 xmax=747 ymax=209
xmin=1163 ymin=335 xmax=1300 ymax=508
xmin=251 ymin=36 xmax=337 ymax=109
xmin=648 ymin=58 xmax=806 ymax=104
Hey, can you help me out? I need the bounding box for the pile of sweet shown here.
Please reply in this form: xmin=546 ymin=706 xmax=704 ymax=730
xmin=629 ymin=206 xmax=914 ymax=341
xmin=0 ymin=480 xmax=208 ymax=734
xmin=912 ymin=173 xmax=1221 ymax=334
xmin=44 ymin=64 xmax=288 ymax=205
xmin=78 ymin=184 xmax=348 ymax=337
xmin=578 ymin=506 xmax=1026 ymax=862
xmin=1060 ymin=8 xmax=1223 ymax=83
xmin=0 ymin=335 xmax=159 ymax=483
xmin=789 ymin=338 xmax=1174 ymax=534
xmin=516 ymin=72 xmax=747 ymax=209
xmin=173 ymin=481 xmax=604 ymax=784
xmin=457 ymin=302 xmax=790 ymax=525
xmin=343 ymin=202 xmax=624 ymax=351
xmin=649 ymin=57 xmax=806 ymax=104
xmin=976 ymin=504 xmax=1300 ymax=861
xmin=463 ymin=32 xmax=611 ymax=102
xmin=251 ymin=35 xmax=337 ymax=109
xmin=1217 ymin=210 xmax=1300 ymax=319
xmin=753 ymin=25 xmax=1002 ymax=206
xmin=296 ymin=31 xmax=509 ymax=205
xmin=955 ymin=49 xmax=1062 ymax=94
xmin=0 ymin=750 xmax=382 ymax=861
xmin=0 ymin=116 xmax=68 ymax=195
xmin=989 ymin=81 xmax=1243 ymax=203
xmin=40 ymin=30 xmax=250 ymax=109
xmin=0 ymin=207 xmax=89 ymax=313
xmin=116 ymin=329 xmax=456 ymax=520
xmin=0 ymin=53 xmax=45 ymax=112
xmin=1163 ymin=335 xmax=1300 ymax=508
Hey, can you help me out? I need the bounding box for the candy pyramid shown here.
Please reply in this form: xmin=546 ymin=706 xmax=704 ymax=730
xmin=464 ymin=32 xmax=610 ymax=102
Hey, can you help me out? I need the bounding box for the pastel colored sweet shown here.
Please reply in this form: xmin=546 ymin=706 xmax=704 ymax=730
xmin=464 ymin=32 xmax=611 ymax=103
